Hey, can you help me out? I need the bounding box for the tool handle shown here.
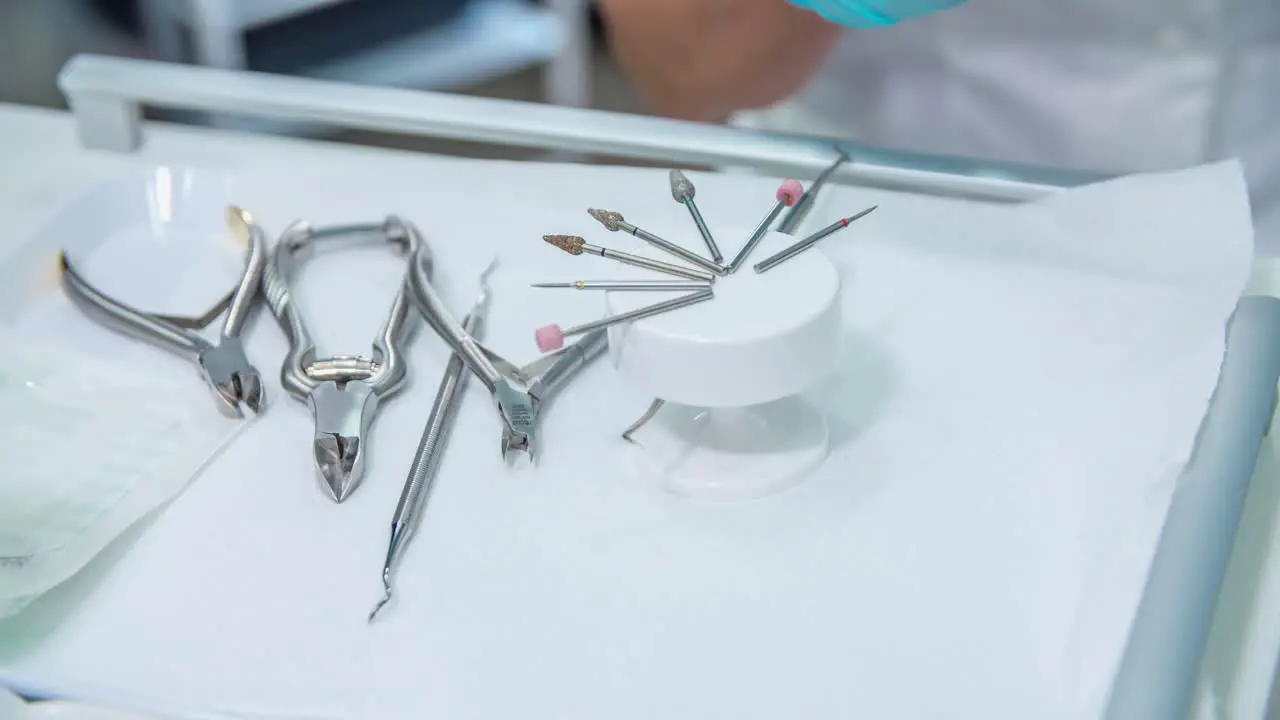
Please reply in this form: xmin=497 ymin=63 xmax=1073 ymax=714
xmin=408 ymin=252 xmax=502 ymax=392
xmin=367 ymin=282 xmax=417 ymax=398
xmin=220 ymin=219 xmax=268 ymax=340
xmin=532 ymin=328 xmax=608 ymax=401
xmin=394 ymin=312 xmax=478 ymax=531
xmin=59 ymin=253 xmax=211 ymax=359
xmin=260 ymin=233 xmax=318 ymax=398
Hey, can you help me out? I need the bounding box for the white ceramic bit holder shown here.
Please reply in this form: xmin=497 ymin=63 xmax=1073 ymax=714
xmin=605 ymin=230 xmax=842 ymax=500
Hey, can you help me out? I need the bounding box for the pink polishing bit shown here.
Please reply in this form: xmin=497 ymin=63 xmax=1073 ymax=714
xmin=776 ymin=178 xmax=804 ymax=206
xmin=533 ymin=288 xmax=716 ymax=354
xmin=725 ymin=179 xmax=807 ymax=274
xmin=535 ymin=324 xmax=567 ymax=353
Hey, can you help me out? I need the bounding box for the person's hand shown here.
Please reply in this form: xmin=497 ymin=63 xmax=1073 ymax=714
xmin=599 ymin=0 xmax=844 ymax=123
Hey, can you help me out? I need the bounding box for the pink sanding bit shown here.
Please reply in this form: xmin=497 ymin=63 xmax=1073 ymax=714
xmin=534 ymin=288 xmax=716 ymax=353
xmin=725 ymin=179 xmax=804 ymax=274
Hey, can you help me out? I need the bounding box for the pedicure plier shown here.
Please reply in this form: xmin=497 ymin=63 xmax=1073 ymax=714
xmin=262 ymin=216 xmax=421 ymax=502
xmin=58 ymin=205 xmax=267 ymax=418
xmin=407 ymin=249 xmax=543 ymax=466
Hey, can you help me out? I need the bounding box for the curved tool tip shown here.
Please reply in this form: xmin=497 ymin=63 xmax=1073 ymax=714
xmin=368 ymin=590 xmax=391 ymax=623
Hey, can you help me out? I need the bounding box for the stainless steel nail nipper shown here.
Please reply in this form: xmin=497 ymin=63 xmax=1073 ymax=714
xmin=261 ymin=216 xmax=420 ymax=502
xmin=59 ymin=205 xmax=268 ymax=418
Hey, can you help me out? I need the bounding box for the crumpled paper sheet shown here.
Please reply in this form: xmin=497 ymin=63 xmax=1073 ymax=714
xmin=0 ymin=157 xmax=1253 ymax=720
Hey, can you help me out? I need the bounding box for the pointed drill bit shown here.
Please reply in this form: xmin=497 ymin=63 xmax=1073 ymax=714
xmin=541 ymin=234 xmax=715 ymax=282
xmin=587 ymin=208 xmax=724 ymax=274
xmin=754 ymin=205 xmax=878 ymax=274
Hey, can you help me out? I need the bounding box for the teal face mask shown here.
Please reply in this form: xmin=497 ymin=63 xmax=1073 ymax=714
xmin=787 ymin=0 xmax=966 ymax=27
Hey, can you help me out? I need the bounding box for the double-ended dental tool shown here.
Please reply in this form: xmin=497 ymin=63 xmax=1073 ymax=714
xmin=542 ymin=234 xmax=715 ymax=283
xmin=669 ymin=170 xmax=723 ymax=263
xmin=586 ymin=208 xmax=724 ymax=275
xmin=534 ymin=288 xmax=715 ymax=354
xmin=369 ymin=260 xmax=497 ymax=623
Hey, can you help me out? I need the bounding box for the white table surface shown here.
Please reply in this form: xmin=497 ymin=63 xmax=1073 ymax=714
xmin=1 ymin=102 xmax=1278 ymax=718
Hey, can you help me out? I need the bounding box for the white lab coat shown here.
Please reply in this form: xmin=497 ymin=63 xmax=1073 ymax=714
xmin=734 ymin=0 xmax=1280 ymax=253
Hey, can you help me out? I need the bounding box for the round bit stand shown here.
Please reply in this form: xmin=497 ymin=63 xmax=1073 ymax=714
xmin=606 ymin=230 xmax=842 ymax=500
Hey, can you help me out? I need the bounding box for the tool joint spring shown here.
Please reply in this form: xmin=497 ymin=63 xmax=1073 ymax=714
xmin=306 ymin=355 xmax=379 ymax=383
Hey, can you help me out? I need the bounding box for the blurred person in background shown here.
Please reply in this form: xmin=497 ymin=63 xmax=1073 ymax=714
xmin=0 ymin=0 xmax=140 ymax=108
xmin=598 ymin=0 xmax=1280 ymax=252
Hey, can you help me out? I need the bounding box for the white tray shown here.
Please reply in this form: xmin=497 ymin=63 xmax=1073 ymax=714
xmin=0 ymin=55 xmax=1275 ymax=720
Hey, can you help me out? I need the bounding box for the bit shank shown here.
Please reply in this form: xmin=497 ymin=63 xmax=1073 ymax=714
xmin=621 ymin=221 xmax=724 ymax=275
xmin=754 ymin=206 xmax=878 ymax=274
xmin=589 ymin=209 xmax=722 ymax=274
xmin=682 ymin=200 xmax=722 ymax=263
xmin=544 ymin=234 xmax=713 ymax=282
xmin=726 ymin=200 xmax=787 ymax=274
xmin=532 ymin=280 xmax=711 ymax=291
xmin=562 ymin=289 xmax=715 ymax=338
xmin=592 ymin=244 xmax=715 ymax=282
xmin=669 ymin=170 xmax=723 ymax=262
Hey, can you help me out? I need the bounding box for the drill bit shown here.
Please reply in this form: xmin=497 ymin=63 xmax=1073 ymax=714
xmin=531 ymin=280 xmax=711 ymax=291
xmin=725 ymin=179 xmax=804 ymax=274
xmin=668 ymin=170 xmax=723 ymax=263
xmin=777 ymin=148 xmax=851 ymax=235
xmin=535 ymin=289 xmax=715 ymax=353
xmin=754 ymin=206 xmax=878 ymax=274
xmin=542 ymin=234 xmax=715 ymax=282
xmin=587 ymin=208 xmax=724 ymax=275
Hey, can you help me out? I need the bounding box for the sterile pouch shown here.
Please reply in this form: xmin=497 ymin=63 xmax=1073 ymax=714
xmin=0 ymin=327 xmax=244 ymax=620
